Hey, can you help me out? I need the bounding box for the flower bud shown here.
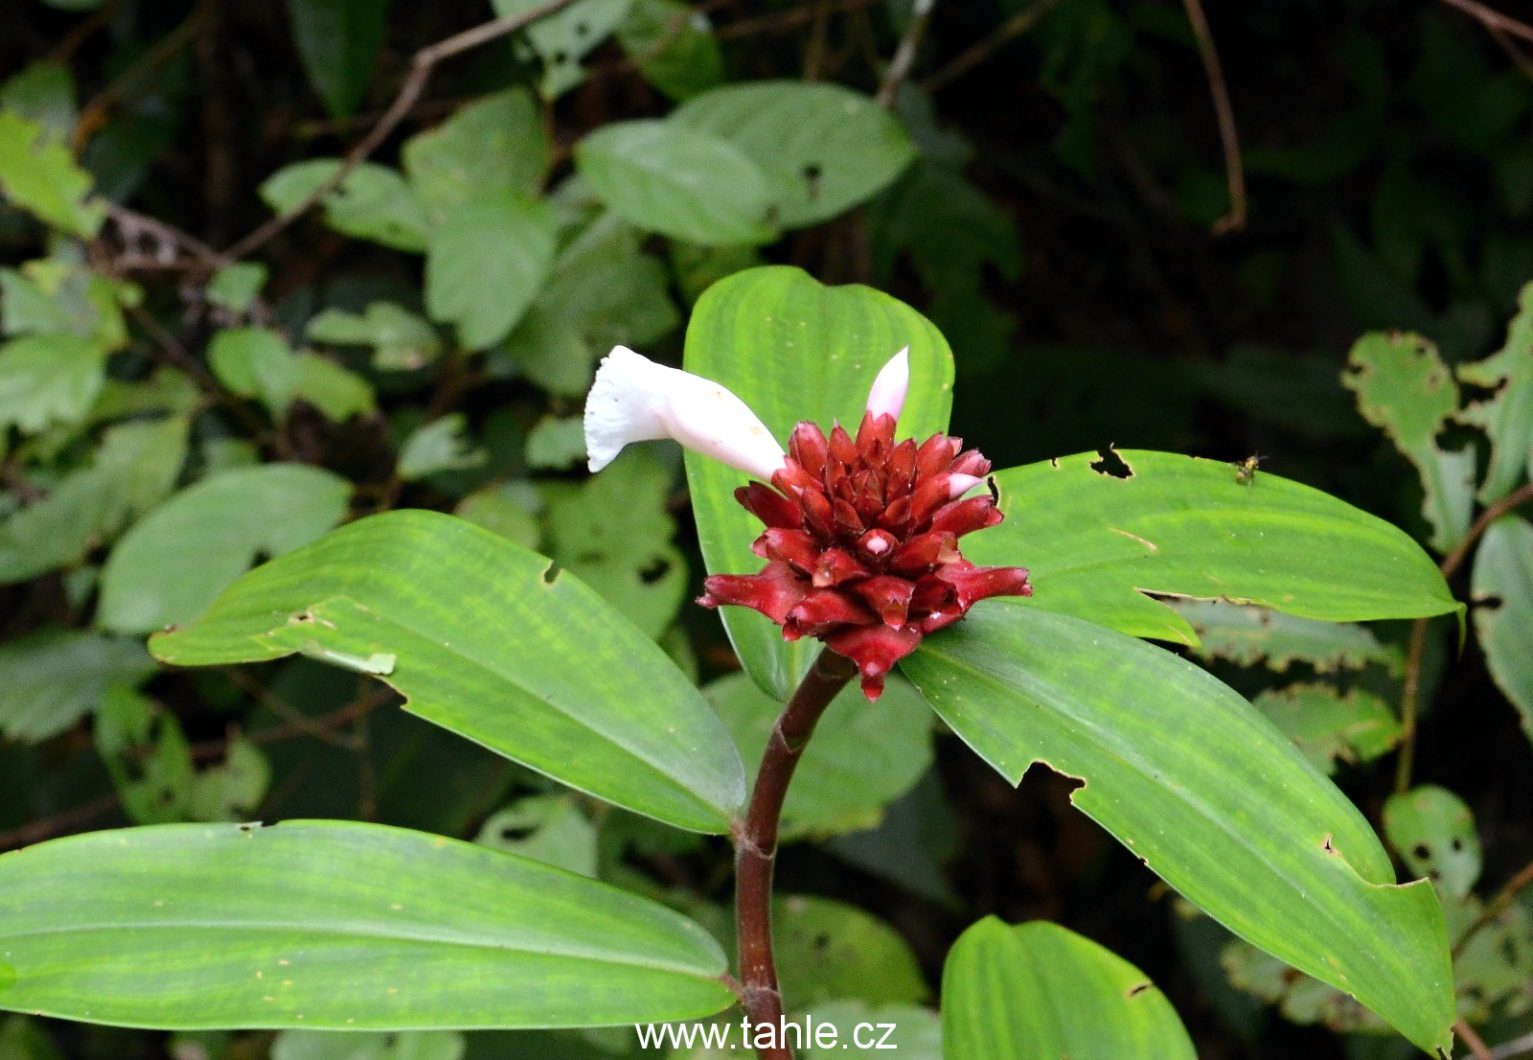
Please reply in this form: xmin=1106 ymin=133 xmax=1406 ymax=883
xmin=864 ymin=347 xmax=910 ymax=423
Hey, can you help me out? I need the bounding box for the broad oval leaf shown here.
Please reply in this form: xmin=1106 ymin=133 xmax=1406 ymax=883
xmin=98 ymin=463 xmax=352 ymax=635
xmin=683 ymin=266 xmax=954 ymax=699
xmin=966 ymin=449 xmax=1460 ymax=646
xmin=574 ymin=120 xmax=775 ymax=246
xmin=671 ymin=81 xmax=915 ymax=228
xmin=149 ymin=509 xmax=745 ymax=833
xmin=941 ymin=918 xmax=1194 ymax=1060
xmin=424 ymin=190 xmax=558 ymax=350
xmin=901 ymin=604 xmax=1454 ymax=1054
xmin=0 ymin=820 xmax=734 ymax=1029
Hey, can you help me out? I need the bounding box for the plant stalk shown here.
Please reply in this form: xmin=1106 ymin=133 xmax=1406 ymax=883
xmin=734 ymin=648 xmax=857 ymax=1060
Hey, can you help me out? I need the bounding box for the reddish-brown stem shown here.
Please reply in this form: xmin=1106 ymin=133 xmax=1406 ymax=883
xmin=733 ymin=649 xmax=856 ymax=1060
xmin=1453 ymin=856 xmax=1533 ymax=959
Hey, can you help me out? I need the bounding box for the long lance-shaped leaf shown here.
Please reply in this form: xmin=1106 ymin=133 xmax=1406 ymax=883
xmin=150 ymin=510 xmax=745 ymax=834
xmin=0 ymin=820 xmax=735 ymax=1029
xmin=902 ymin=604 xmax=1454 ymax=1055
xmin=963 ymin=449 xmax=1460 ymax=645
xmin=683 ymin=265 xmax=954 ymax=699
xmin=941 ymin=918 xmax=1195 ymax=1060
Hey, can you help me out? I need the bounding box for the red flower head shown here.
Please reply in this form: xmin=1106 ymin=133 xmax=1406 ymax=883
xmin=585 ymin=344 xmax=1030 ymax=700
xmin=699 ymin=412 xmax=1030 ymax=699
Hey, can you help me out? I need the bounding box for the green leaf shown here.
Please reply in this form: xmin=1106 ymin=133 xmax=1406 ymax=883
xmin=206 ymin=262 xmax=268 ymax=314
xmin=273 ymin=1029 xmax=464 ymax=1060
xmin=308 ymin=301 xmax=441 ymax=372
xmin=901 ymin=604 xmax=1455 ymax=1054
xmin=189 ymin=737 xmax=273 ymax=821
xmin=97 ymin=463 xmax=352 ymax=633
xmin=772 ymin=895 xmax=927 ymax=1009
xmin=149 ymin=510 xmax=746 ymax=833
xmin=683 ymin=266 xmax=954 ymax=699
xmin=397 ymin=414 xmax=486 ymax=480
xmin=0 ymin=416 xmax=189 ymax=583
xmin=524 ymin=416 xmax=586 ymax=470
xmin=260 ymin=160 xmax=430 ymax=252
xmin=671 ymin=82 xmax=915 ymax=229
xmin=502 ymin=213 xmax=679 ymax=396
xmin=1169 ymin=599 xmax=1402 ymax=675
xmin=95 ymin=686 xmax=196 ymax=823
xmin=965 ymin=449 xmax=1461 ymax=647
xmin=575 ymin=120 xmax=775 ymax=246
xmin=492 ymin=0 xmax=633 ymax=98
xmin=1458 ymin=283 xmax=1533 ymax=502
xmin=1343 ymin=331 xmax=1476 ymax=551
xmin=402 ymin=90 xmax=548 ymax=222
xmin=804 ymin=1001 xmax=940 ymax=1058
xmin=707 ymin=672 xmax=931 ymax=839
xmin=0 ymin=628 xmax=154 ymax=742
xmin=616 ymin=0 xmax=725 ymax=102
xmin=1471 ymin=515 xmax=1533 ymax=742
xmin=941 ymin=918 xmax=1195 ymax=1060
xmin=542 ymin=449 xmax=685 ymax=639
xmin=476 ymin=795 xmax=598 ymax=877
xmin=1 ymin=62 xmax=77 ymax=141
xmin=453 ymin=487 xmax=539 ymax=549
xmin=0 ymin=820 xmax=735 ymax=1029
xmin=0 ymin=111 xmax=104 ymax=235
xmin=208 ymin=327 xmax=373 ymax=421
xmin=1 ymin=255 xmax=133 ymax=350
xmin=1253 ymin=683 xmax=1401 ymax=775
xmin=0 ymin=333 xmax=103 ymax=434
xmin=284 ymin=0 xmax=388 ymax=119
xmin=1384 ymin=786 xmax=1482 ymax=900
xmin=424 ymin=190 xmax=557 ymax=349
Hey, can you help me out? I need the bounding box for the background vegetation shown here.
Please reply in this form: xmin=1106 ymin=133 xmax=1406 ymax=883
xmin=1 ymin=0 xmax=1530 ymax=1056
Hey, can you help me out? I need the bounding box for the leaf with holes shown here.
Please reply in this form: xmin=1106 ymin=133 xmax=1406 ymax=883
xmin=575 ymin=120 xmax=775 ymax=246
xmin=962 ymin=449 xmax=1460 ymax=646
xmin=901 ymin=604 xmax=1455 ymax=1054
xmin=540 ymin=449 xmax=685 ymax=639
xmin=616 ymin=0 xmax=725 ymax=102
xmin=1458 ymin=282 xmax=1533 ymax=502
xmin=1471 ymin=515 xmax=1533 ymax=744
xmin=1384 ymin=786 xmax=1482 ymax=900
xmin=1253 ymin=684 xmax=1401 ymax=775
xmin=941 ymin=918 xmax=1195 ymax=1060
xmin=149 ymin=510 xmax=745 ymax=833
xmin=493 ymin=0 xmax=633 ymax=98
xmin=671 ymin=82 xmax=915 ymax=228
xmin=1169 ymin=599 xmax=1402 ymax=676
xmin=0 ymin=820 xmax=735 ymax=1029
xmin=1343 ymin=331 xmax=1475 ymax=552
xmin=683 ymin=266 xmax=954 ymax=699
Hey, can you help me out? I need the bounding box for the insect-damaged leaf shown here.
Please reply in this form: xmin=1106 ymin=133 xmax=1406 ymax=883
xmin=1457 ymin=282 xmax=1533 ymax=503
xmin=683 ymin=266 xmax=954 ymax=700
xmin=149 ymin=510 xmax=746 ymax=833
xmin=965 ymin=449 xmax=1459 ymax=646
xmin=941 ymin=918 xmax=1195 ymax=1060
xmin=1471 ymin=515 xmax=1533 ymax=746
xmin=0 ymin=820 xmax=734 ymax=1029
xmin=1343 ymin=331 xmax=1476 ymax=552
xmin=900 ymin=604 xmax=1455 ymax=1054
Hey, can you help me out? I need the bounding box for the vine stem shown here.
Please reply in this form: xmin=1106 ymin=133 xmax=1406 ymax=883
xmin=1395 ymin=481 xmax=1533 ymax=794
xmin=733 ymin=648 xmax=857 ymax=1060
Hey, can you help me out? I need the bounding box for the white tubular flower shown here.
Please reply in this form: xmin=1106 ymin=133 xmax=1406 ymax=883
xmin=584 ymin=346 xmax=787 ymax=480
xmin=864 ymin=346 xmax=910 ymax=423
xmin=948 ymin=473 xmax=984 ymax=498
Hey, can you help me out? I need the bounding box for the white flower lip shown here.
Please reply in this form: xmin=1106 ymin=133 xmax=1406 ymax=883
xmin=584 ymin=346 xmax=787 ymax=481
xmin=864 ymin=346 xmax=910 ymax=423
